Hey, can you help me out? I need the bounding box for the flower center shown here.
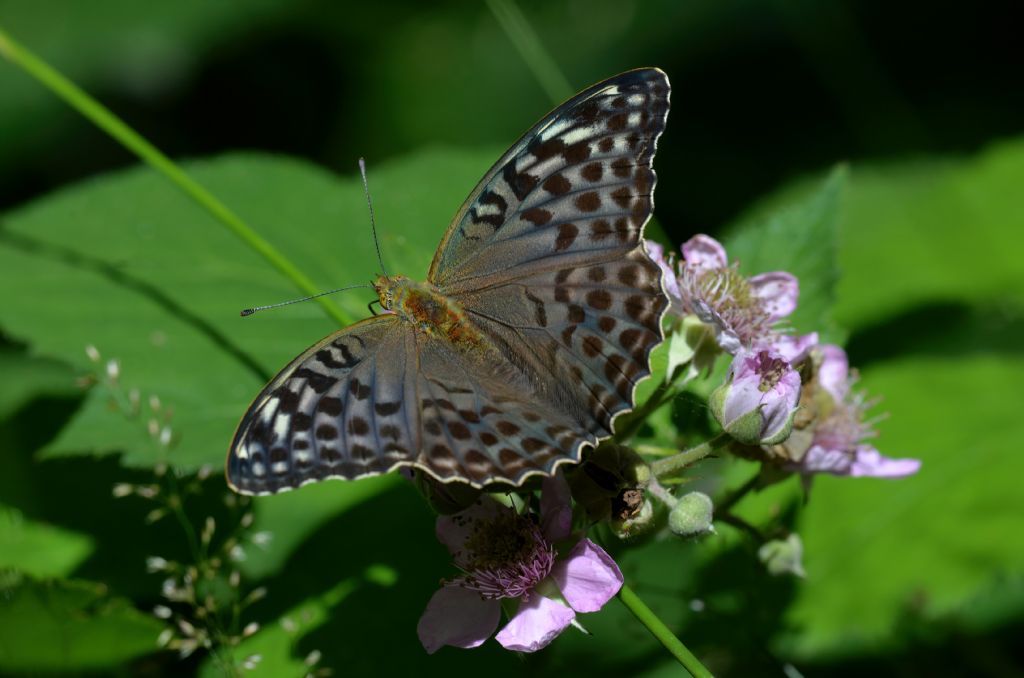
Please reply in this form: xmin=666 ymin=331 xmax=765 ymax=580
xmin=751 ymin=350 xmax=790 ymax=392
xmin=682 ymin=264 xmax=772 ymax=346
xmin=457 ymin=510 xmax=555 ymax=600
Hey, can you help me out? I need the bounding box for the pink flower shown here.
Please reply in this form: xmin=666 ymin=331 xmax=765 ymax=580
xmin=417 ymin=473 xmax=623 ymax=654
xmin=793 ymin=345 xmax=921 ymax=478
xmin=646 ymin=235 xmax=816 ymax=358
xmin=712 ymin=348 xmax=801 ymax=445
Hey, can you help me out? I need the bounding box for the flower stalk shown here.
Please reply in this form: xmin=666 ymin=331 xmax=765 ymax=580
xmin=616 ymin=584 xmax=713 ymax=678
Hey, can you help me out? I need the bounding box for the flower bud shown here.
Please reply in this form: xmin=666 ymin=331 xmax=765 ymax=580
xmin=611 ymin=497 xmax=656 ymax=539
xmin=758 ymin=534 xmax=806 ymax=577
xmin=668 ymin=491 xmax=714 ymax=537
xmin=711 ymin=348 xmax=800 ymax=445
xmin=568 ymin=444 xmax=649 ymax=523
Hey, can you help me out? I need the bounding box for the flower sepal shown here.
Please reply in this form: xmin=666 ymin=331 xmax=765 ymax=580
xmin=758 ymin=534 xmax=806 ymax=578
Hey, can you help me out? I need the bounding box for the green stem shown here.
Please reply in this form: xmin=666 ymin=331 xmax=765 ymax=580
xmin=0 ymin=27 xmax=351 ymax=326
xmin=650 ymin=433 xmax=731 ymax=478
xmin=485 ymin=0 xmax=574 ymax=105
xmin=617 ymin=584 xmax=713 ymax=677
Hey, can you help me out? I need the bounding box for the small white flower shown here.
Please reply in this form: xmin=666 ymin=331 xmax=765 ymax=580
xmin=156 ymin=628 xmax=174 ymax=647
xmin=85 ymin=345 xmax=101 ymax=363
xmin=111 ymin=483 xmax=134 ymax=498
xmin=146 ymin=556 xmax=169 ymax=573
xmin=250 ymin=531 xmax=272 ymax=548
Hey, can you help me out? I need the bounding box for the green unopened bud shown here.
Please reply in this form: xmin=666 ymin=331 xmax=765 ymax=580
xmin=668 ymin=491 xmax=715 ymax=537
xmin=758 ymin=533 xmax=806 ymax=577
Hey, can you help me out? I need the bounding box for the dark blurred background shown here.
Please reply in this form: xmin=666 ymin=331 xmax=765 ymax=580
xmin=2 ymin=0 xmax=1021 ymax=241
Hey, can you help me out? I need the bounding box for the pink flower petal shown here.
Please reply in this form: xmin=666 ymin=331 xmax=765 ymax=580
xmin=417 ymin=585 xmax=501 ymax=654
xmin=550 ymin=539 xmax=623 ymax=613
xmin=749 ymin=271 xmax=799 ymax=321
xmin=692 ymin=299 xmax=742 ymax=355
xmin=801 ymin=444 xmax=853 ymax=474
xmin=495 ymin=594 xmax=575 ymax=652
xmin=771 ymin=332 xmax=818 ymax=364
xmin=541 ymin=472 xmax=573 ymax=542
xmin=681 ymin=234 xmax=728 ymax=271
xmin=436 ymin=497 xmax=505 ymax=563
xmin=645 ymin=241 xmax=681 ymax=299
xmin=818 ymin=344 xmax=850 ymax=402
xmin=850 ymin=446 xmax=922 ymax=478
xmin=721 ymin=349 xmax=801 ymax=442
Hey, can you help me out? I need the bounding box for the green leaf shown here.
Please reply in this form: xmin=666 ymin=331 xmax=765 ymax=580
xmin=0 ymin=572 xmax=166 ymax=672
xmin=758 ymin=136 xmax=1024 ymax=659
xmin=723 ymin=165 xmax=847 ymax=343
xmin=199 ymin=571 xmax=370 ymax=678
xmin=0 ymin=504 xmax=94 ymax=577
xmin=0 ymin=348 xmax=78 ymax=421
xmin=239 ymin=474 xmax=398 ymax=581
xmin=778 ymin=353 xmax=1024 ymax=658
xmin=0 ymin=148 xmax=497 ymax=471
xmin=836 ymin=138 xmax=1024 ymax=331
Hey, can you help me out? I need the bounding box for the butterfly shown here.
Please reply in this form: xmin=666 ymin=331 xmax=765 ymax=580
xmin=227 ymin=68 xmax=671 ymax=495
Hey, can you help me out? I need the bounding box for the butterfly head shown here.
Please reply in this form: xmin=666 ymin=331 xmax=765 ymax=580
xmin=372 ymin=274 xmax=405 ymax=311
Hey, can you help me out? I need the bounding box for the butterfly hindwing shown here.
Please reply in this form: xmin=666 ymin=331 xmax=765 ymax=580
xmin=454 ymin=248 xmax=666 ymax=438
xmin=228 ymin=313 xmax=593 ymax=494
xmin=412 ymin=331 xmax=594 ymax=486
xmin=227 ymin=316 xmax=420 ymax=495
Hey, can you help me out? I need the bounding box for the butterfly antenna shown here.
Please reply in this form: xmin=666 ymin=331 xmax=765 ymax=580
xmin=359 ymin=157 xmax=389 ymax=278
xmin=240 ymin=284 xmax=374 ymax=317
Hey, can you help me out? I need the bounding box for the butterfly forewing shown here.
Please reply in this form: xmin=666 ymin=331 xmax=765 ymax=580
xmin=429 ymin=68 xmax=670 ymax=289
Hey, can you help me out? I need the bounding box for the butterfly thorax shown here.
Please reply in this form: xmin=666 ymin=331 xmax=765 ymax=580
xmin=375 ymin=274 xmax=484 ymax=348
